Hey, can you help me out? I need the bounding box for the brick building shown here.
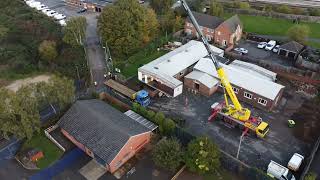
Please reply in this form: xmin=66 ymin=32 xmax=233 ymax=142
xmin=184 ymin=11 xmax=224 ymax=42
xmin=193 ymin=58 xmax=284 ymax=111
xmin=58 ymin=100 xmax=156 ymax=173
xmin=214 ymin=15 xmax=243 ymax=47
xmin=184 ymin=11 xmax=242 ymax=47
xmin=138 ymin=40 xmax=224 ymax=97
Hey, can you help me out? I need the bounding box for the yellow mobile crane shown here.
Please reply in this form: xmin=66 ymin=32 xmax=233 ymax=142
xmin=180 ymin=0 xmax=269 ymax=138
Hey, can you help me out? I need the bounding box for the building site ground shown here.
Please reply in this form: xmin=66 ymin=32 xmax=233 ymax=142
xmin=142 ymin=77 xmax=320 ymax=178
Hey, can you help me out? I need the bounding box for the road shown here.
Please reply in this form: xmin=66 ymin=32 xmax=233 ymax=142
xmin=219 ymin=0 xmax=320 ymax=8
xmin=84 ymin=14 xmax=107 ymax=90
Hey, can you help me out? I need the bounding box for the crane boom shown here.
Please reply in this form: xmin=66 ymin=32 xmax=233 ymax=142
xmin=180 ymin=0 xmax=250 ymax=121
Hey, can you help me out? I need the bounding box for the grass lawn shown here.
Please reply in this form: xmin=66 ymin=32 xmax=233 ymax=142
xmin=203 ymin=169 xmax=245 ymax=180
xmin=224 ymin=14 xmax=320 ymax=39
xmin=307 ymin=41 xmax=320 ymax=49
xmin=22 ymin=132 xmax=63 ymax=169
xmin=116 ymin=50 xmax=168 ymax=78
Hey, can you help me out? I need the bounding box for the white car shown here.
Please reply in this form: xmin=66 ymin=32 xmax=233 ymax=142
xmin=29 ymin=1 xmax=41 ymax=8
xmin=26 ymin=0 xmax=35 ymax=6
xmin=54 ymin=14 xmax=66 ymax=20
xmin=257 ymin=42 xmax=267 ymax=49
xmin=42 ymin=8 xmax=51 ymax=14
xmin=273 ymin=45 xmax=280 ymax=53
xmin=265 ymin=40 xmax=276 ymax=51
xmin=234 ymin=47 xmax=248 ymax=54
xmin=35 ymin=4 xmax=48 ymax=11
xmin=46 ymin=10 xmax=58 ymax=17
xmin=58 ymin=19 xmax=67 ymax=26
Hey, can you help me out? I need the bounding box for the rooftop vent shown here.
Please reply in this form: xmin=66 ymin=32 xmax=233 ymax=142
xmin=154 ymin=67 xmax=159 ymax=69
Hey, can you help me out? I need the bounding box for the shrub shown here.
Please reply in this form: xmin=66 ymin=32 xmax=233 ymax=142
xmin=276 ymin=5 xmax=292 ymax=14
xmin=154 ymin=112 xmax=165 ymax=125
xmin=305 ymin=172 xmax=317 ymax=180
xmin=152 ymin=138 xmax=183 ymax=172
xmin=185 ymin=136 xmax=220 ymax=174
xmin=309 ymin=8 xmax=320 ymax=16
xmin=147 ymin=110 xmax=156 ymax=121
xmin=238 ymin=2 xmax=250 ymax=9
xmin=160 ymin=118 xmax=176 ymax=135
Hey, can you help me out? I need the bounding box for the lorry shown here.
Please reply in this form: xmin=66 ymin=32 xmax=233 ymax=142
xmin=287 ymin=153 xmax=304 ymax=172
xmin=105 ymin=79 xmax=150 ymax=107
xmin=267 ymin=160 xmax=295 ymax=180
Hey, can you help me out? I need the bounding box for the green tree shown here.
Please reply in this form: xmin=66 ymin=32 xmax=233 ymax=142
xmin=263 ymin=4 xmax=273 ymax=12
xmin=292 ymin=7 xmax=304 ymax=15
xmin=38 ymin=40 xmax=58 ymax=63
xmin=63 ymin=17 xmax=87 ymax=47
xmin=160 ymin=118 xmax=176 ymax=135
xmin=159 ymin=10 xmax=184 ymax=34
xmin=187 ymin=0 xmax=206 ymax=12
xmin=277 ymin=5 xmax=292 ymax=14
xmin=309 ymin=8 xmax=320 ymax=16
xmin=208 ymin=0 xmax=224 ymax=17
xmin=287 ymin=24 xmax=310 ymax=44
xmin=150 ymin=0 xmax=174 ymax=15
xmin=305 ymin=172 xmax=317 ymax=180
xmin=0 ymin=25 xmax=9 ymax=39
xmin=185 ymin=136 xmax=220 ymax=174
xmin=238 ymin=2 xmax=250 ymax=9
xmin=154 ymin=111 xmax=165 ymax=125
xmin=98 ymin=0 xmax=159 ymax=58
xmin=152 ymin=138 xmax=183 ymax=171
xmin=0 ymin=87 xmax=40 ymax=140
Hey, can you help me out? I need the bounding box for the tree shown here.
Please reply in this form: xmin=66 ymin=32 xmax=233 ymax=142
xmin=154 ymin=112 xmax=165 ymax=125
xmin=38 ymin=40 xmax=58 ymax=63
xmin=185 ymin=136 xmax=220 ymax=174
xmin=305 ymin=172 xmax=317 ymax=180
xmin=0 ymin=25 xmax=9 ymax=39
xmin=98 ymin=0 xmax=159 ymax=58
xmin=292 ymin=7 xmax=304 ymax=15
xmin=287 ymin=24 xmax=310 ymax=44
xmin=152 ymin=138 xmax=183 ymax=171
xmin=160 ymin=118 xmax=176 ymax=135
xmin=0 ymin=87 xmax=40 ymax=140
xmin=309 ymin=8 xmax=320 ymax=16
xmin=63 ymin=16 xmax=87 ymax=47
xmin=186 ymin=0 xmax=206 ymax=12
xmin=263 ymin=4 xmax=273 ymax=12
xmin=238 ymin=2 xmax=250 ymax=9
xmin=159 ymin=10 xmax=184 ymax=34
xmin=150 ymin=0 xmax=174 ymax=15
xmin=277 ymin=5 xmax=292 ymax=14
xmin=208 ymin=0 xmax=224 ymax=17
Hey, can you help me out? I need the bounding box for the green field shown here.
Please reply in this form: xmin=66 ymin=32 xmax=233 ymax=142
xmin=22 ymin=132 xmax=63 ymax=169
xmin=225 ymin=14 xmax=320 ymax=38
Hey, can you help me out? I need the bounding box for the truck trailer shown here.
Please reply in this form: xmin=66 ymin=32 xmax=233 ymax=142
xmin=105 ymin=79 xmax=150 ymax=107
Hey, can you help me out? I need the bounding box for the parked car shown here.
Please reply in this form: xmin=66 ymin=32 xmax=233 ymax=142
xmin=26 ymin=0 xmax=35 ymax=6
xmin=54 ymin=14 xmax=66 ymax=20
xmin=46 ymin=10 xmax=58 ymax=17
xmin=29 ymin=1 xmax=41 ymax=8
xmin=35 ymin=4 xmax=48 ymax=11
xmin=287 ymin=153 xmax=304 ymax=172
xmin=77 ymin=8 xmax=87 ymax=13
xmin=138 ymin=0 xmax=145 ymax=3
xmin=257 ymin=42 xmax=267 ymax=49
xmin=273 ymin=45 xmax=280 ymax=53
xmin=41 ymin=8 xmax=51 ymax=14
xmin=265 ymin=40 xmax=277 ymax=51
xmin=58 ymin=19 xmax=67 ymax=26
xmin=234 ymin=48 xmax=248 ymax=55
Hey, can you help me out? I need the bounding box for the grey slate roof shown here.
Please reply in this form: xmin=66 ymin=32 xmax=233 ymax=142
xmin=186 ymin=11 xmax=224 ymax=29
xmin=279 ymin=41 xmax=304 ymax=53
xmin=221 ymin=15 xmax=242 ymax=33
xmin=58 ymin=100 xmax=150 ymax=164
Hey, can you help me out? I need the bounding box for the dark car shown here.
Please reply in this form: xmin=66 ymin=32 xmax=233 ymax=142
xmin=77 ymin=8 xmax=87 ymax=13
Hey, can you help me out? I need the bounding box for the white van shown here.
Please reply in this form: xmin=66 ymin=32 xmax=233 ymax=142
xmin=267 ymin=161 xmax=295 ymax=180
xmin=265 ymin=40 xmax=276 ymax=51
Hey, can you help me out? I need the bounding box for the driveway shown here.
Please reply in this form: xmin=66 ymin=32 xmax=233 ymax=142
xmin=235 ymin=41 xmax=295 ymax=67
xmin=84 ymin=13 xmax=107 ymax=90
xmin=0 ymin=159 xmax=36 ymax=180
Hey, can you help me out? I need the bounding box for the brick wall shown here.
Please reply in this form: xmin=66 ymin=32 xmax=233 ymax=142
xmin=184 ymin=77 xmax=218 ymax=97
xmin=184 ymin=21 xmax=215 ymax=41
xmin=108 ymin=132 xmax=151 ymax=173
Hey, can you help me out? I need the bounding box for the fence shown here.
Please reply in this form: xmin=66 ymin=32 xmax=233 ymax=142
xmin=44 ymin=125 xmax=66 ymax=152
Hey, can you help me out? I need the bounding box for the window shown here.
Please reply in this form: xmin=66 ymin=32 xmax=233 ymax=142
xmin=244 ymin=92 xmax=252 ymax=99
xmin=217 ymin=31 xmax=221 ymax=35
xmin=232 ymin=87 xmax=239 ymax=94
xmin=206 ymin=35 xmax=211 ymax=41
xmin=258 ymin=98 xmax=267 ymax=106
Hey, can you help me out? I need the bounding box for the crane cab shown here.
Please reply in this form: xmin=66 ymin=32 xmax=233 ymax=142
xmin=256 ymin=122 xmax=269 ymax=138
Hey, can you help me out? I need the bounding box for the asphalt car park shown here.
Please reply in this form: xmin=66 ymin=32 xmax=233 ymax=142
xmin=234 ymin=40 xmax=295 ymax=67
xmin=33 ymin=0 xmax=85 ymax=20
